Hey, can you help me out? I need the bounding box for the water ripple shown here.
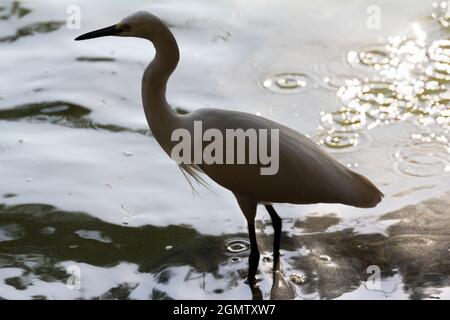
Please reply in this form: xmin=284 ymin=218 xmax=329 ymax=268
xmin=316 ymin=3 xmax=449 ymax=156
xmin=261 ymin=73 xmax=311 ymax=94
xmin=0 ymin=101 xmax=151 ymax=136
xmin=224 ymin=239 xmax=250 ymax=254
xmin=394 ymin=133 xmax=450 ymax=177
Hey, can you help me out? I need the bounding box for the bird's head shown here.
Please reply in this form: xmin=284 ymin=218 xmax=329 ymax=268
xmin=75 ymin=11 xmax=162 ymax=41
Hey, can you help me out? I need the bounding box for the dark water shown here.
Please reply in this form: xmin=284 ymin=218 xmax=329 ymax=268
xmin=0 ymin=0 xmax=449 ymax=299
xmin=1 ymin=196 xmax=450 ymax=299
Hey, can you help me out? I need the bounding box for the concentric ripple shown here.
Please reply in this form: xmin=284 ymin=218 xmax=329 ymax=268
xmin=347 ymin=47 xmax=391 ymax=71
xmin=316 ymin=105 xmax=369 ymax=152
xmin=262 ymin=73 xmax=310 ymax=93
xmin=320 ymin=108 xmax=366 ymax=131
xmin=394 ymin=133 xmax=450 ymax=177
xmin=315 ymin=130 xmax=370 ymax=152
xmin=319 ymin=131 xmax=360 ymax=149
xmin=224 ymin=239 xmax=250 ymax=254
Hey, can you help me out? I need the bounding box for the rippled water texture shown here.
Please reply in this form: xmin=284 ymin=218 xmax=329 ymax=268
xmin=0 ymin=0 xmax=449 ymax=299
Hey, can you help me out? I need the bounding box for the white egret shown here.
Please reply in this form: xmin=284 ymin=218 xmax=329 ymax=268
xmin=75 ymin=11 xmax=383 ymax=287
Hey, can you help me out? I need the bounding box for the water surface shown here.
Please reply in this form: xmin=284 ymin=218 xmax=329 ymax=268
xmin=0 ymin=0 xmax=449 ymax=299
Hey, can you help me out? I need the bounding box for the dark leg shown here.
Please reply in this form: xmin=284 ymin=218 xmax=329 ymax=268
xmin=250 ymin=283 xmax=263 ymax=300
xmin=265 ymin=205 xmax=282 ymax=271
xmin=234 ymin=194 xmax=259 ymax=287
xmin=247 ymin=221 xmax=260 ymax=285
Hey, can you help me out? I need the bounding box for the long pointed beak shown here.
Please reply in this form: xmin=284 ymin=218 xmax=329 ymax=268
xmin=75 ymin=24 xmax=122 ymax=41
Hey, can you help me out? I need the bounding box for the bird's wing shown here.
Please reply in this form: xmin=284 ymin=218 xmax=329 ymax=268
xmin=179 ymin=108 xmax=383 ymax=207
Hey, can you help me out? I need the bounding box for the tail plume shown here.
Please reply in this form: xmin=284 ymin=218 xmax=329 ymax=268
xmin=348 ymin=171 xmax=384 ymax=208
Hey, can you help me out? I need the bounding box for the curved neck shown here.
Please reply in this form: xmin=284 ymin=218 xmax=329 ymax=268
xmin=141 ymin=23 xmax=180 ymax=147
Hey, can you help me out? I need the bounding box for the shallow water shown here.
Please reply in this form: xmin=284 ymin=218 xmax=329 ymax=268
xmin=0 ymin=0 xmax=449 ymax=299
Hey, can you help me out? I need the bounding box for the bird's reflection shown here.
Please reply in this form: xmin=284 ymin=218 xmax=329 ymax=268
xmin=250 ymin=283 xmax=263 ymax=300
xmin=248 ymin=269 xmax=294 ymax=300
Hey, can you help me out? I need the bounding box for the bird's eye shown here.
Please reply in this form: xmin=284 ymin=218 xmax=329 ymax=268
xmin=122 ymin=23 xmax=131 ymax=31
